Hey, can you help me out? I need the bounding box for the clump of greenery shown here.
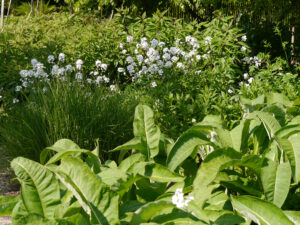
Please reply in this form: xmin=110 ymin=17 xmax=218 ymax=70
xmin=0 ymin=81 xmax=140 ymax=161
xmin=2 ymin=98 xmax=300 ymax=224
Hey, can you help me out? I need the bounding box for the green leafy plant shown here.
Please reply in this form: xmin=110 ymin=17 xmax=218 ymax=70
xmin=2 ymin=98 xmax=300 ymax=224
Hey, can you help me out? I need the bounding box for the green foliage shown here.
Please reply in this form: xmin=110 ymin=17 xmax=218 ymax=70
xmin=0 ymin=82 xmax=140 ymax=161
xmin=4 ymin=99 xmax=300 ymax=224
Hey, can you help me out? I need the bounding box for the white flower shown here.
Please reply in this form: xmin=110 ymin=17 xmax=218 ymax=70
xmin=95 ymin=60 xmax=102 ymax=68
xmin=20 ymin=70 xmax=28 ymax=78
xmin=43 ymin=87 xmax=48 ymax=92
xmin=75 ymin=72 xmax=83 ymax=80
xmin=177 ymin=62 xmax=185 ymax=69
xmin=65 ymin=64 xmax=73 ymax=72
xmin=241 ymin=46 xmax=247 ymax=52
xmin=86 ymin=78 xmax=93 ymax=84
xmin=205 ymin=36 xmax=212 ymax=45
xmin=48 ymin=55 xmax=55 ymax=64
xmin=118 ymin=67 xmax=124 ymax=73
xmin=134 ymin=49 xmax=139 ymax=54
xmin=163 ymin=53 xmax=171 ymax=61
xmin=195 ymin=70 xmax=201 ymax=74
xmin=127 ymin=35 xmax=133 ymax=43
xmin=248 ymin=77 xmax=254 ymax=83
xmin=243 ymin=73 xmax=249 ymax=79
xmin=151 ymin=81 xmax=157 ymax=88
xmin=158 ymin=42 xmax=165 ymax=47
xmin=57 ymin=68 xmax=65 ymax=76
xmin=170 ymin=47 xmax=179 ymax=55
xmin=22 ymin=81 xmax=28 ymax=88
xmin=103 ymin=76 xmax=110 ymax=83
xmin=172 ymin=189 xmax=194 ymax=209
xmin=157 ymin=60 xmax=164 ymax=67
xmin=141 ymin=41 xmax=149 ymax=49
xmin=163 ymin=48 xmax=169 ymax=53
xmin=171 ymin=56 xmax=179 ymax=62
xmin=122 ymin=49 xmax=127 ymax=54
xmin=119 ymin=43 xmax=123 ymax=49
xmin=100 ymin=64 xmax=108 ymax=71
xmin=210 ymin=131 xmax=217 ymax=142
xmin=51 ymin=65 xmax=59 ymax=75
xmin=13 ymin=98 xmax=19 ymax=104
xmin=165 ymin=61 xmax=172 ymax=68
xmin=58 ymin=53 xmax=65 ymax=63
xmin=110 ymin=84 xmax=116 ymax=91
xmin=192 ymin=118 xmax=196 ymax=123
xmin=242 ymin=35 xmax=247 ymax=42
xmin=76 ymin=59 xmax=83 ymax=70
xmin=158 ymin=69 xmax=163 ymax=75
xmin=196 ymin=55 xmax=201 ymax=61
xmin=15 ymin=86 xmax=22 ymax=92
xmin=95 ymin=76 xmax=103 ymax=84
xmin=126 ymin=56 xmax=134 ymax=64
xmin=31 ymin=59 xmax=38 ymax=68
xmin=137 ymin=55 xmax=144 ymax=63
xmin=228 ymin=89 xmax=233 ymax=94
xmin=150 ymin=39 xmax=159 ymax=48
xmin=93 ymin=71 xmax=99 ymax=76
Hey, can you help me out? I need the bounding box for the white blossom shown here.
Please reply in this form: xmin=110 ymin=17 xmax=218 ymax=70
xmin=151 ymin=81 xmax=157 ymax=88
xmin=58 ymin=53 xmax=65 ymax=63
xmin=13 ymin=98 xmax=19 ymax=104
xmin=48 ymin=55 xmax=55 ymax=64
xmin=95 ymin=60 xmax=102 ymax=68
xmin=205 ymin=36 xmax=212 ymax=45
xmin=242 ymin=35 xmax=247 ymax=42
xmin=76 ymin=59 xmax=83 ymax=70
xmin=243 ymin=73 xmax=249 ymax=79
xmin=241 ymin=46 xmax=247 ymax=52
xmin=127 ymin=35 xmax=133 ymax=43
xmin=118 ymin=67 xmax=124 ymax=73
xmin=15 ymin=86 xmax=22 ymax=92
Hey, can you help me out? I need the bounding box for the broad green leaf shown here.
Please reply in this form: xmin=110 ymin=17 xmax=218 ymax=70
xmin=284 ymin=211 xmax=300 ymax=224
xmin=266 ymin=92 xmax=293 ymax=107
xmin=152 ymin=209 xmax=207 ymax=224
xmin=128 ymin=162 xmax=185 ymax=183
xmin=133 ymin=104 xmax=161 ymax=159
xmin=12 ymin=200 xmax=28 ymax=224
xmin=0 ymin=195 xmax=20 ymax=216
xmin=231 ymin=195 xmax=294 ymax=225
xmin=11 ymin=157 xmax=60 ymax=218
xmin=97 ymin=167 xmax=128 ymax=186
xmin=167 ymin=126 xmax=212 ymax=171
xmin=203 ymin=210 xmax=245 ymax=225
xmin=120 ymin=201 xmax=146 ymax=219
xmin=45 ymin=149 xmax=101 ymax=173
xmin=13 ymin=213 xmax=75 ymax=225
xmin=230 ymin=120 xmax=251 ymax=152
xmin=119 ymin=153 xmax=145 ymax=171
xmin=111 ymin=137 xmax=146 ymax=153
xmin=131 ymin=201 xmax=174 ymax=225
xmin=54 ymin=157 xmax=119 ymax=225
xmin=275 ymin=124 xmax=300 ymax=139
xmin=277 ymin=134 xmax=300 ymax=183
xmin=198 ymin=115 xmax=223 ymax=128
xmin=40 ymin=139 xmax=80 ymax=164
xmin=260 ymin=160 xmax=291 ymax=207
xmin=193 ymin=149 xmax=241 ymax=207
xmin=255 ymin=111 xmax=281 ymax=140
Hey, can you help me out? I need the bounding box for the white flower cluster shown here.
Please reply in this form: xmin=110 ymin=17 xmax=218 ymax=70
xmin=119 ymin=35 xmax=206 ymax=88
xmin=14 ymin=54 xmax=117 ymax=103
xmin=243 ymin=56 xmax=262 ymax=68
xmin=172 ymin=188 xmax=194 ymax=209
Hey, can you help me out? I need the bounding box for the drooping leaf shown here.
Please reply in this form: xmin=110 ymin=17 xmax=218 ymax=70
xmin=167 ymin=126 xmax=212 ymax=171
xmin=118 ymin=153 xmax=145 ymax=171
xmin=284 ymin=211 xmax=300 ymax=225
xmin=11 ymin=157 xmax=61 ymax=218
xmin=192 ymin=149 xmax=242 ymax=207
xmin=130 ymin=201 xmax=174 ymax=225
xmin=231 ymin=195 xmax=294 ymax=225
xmin=133 ymin=104 xmax=161 ymax=159
xmin=40 ymin=139 xmax=81 ymax=164
xmin=260 ymin=159 xmax=291 ymax=207
xmin=128 ymin=162 xmax=185 ymax=183
xmin=54 ymin=157 xmax=119 ymax=225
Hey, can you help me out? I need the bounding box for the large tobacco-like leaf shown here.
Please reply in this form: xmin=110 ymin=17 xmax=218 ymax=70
xmin=231 ymin=195 xmax=294 ymax=225
xmin=11 ymin=157 xmax=61 ymax=218
xmin=133 ymin=104 xmax=161 ymax=159
xmin=128 ymin=161 xmax=185 ymax=183
xmin=167 ymin=126 xmax=212 ymax=171
xmin=54 ymin=157 xmax=119 ymax=225
xmin=192 ymin=149 xmax=242 ymax=207
xmin=261 ymin=159 xmax=291 ymax=207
